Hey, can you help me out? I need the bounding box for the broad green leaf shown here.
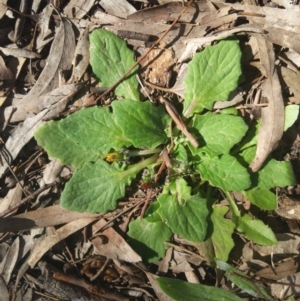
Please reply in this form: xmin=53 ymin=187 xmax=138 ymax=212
xmin=90 ymin=29 xmax=140 ymax=101
xmin=183 ymin=40 xmax=242 ymax=117
xmin=61 ymin=155 xmax=158 ymax=213
xmin=195 ymin=154 xmax=251 ymax=191
xmin=34 ymin=107 xmax=132 ymax=169
xmin=237 ymin=124 xmax=259 ymax=155
xmin=157 ymin=277 xmax=243 ymax=301
xmin=211 ymin=206 xmax=235 ymax=262
xmin=216 ymin=260 xmax=274 ymax=300
xmin=172 ymin=143 xmax=188 ymax=163
xmin=143 ymin=202 xmax=162 ymax=222
xmin=34 ymin=120 xmax=99 ymax=169
xmin=127 ymin=218 xmax=172 ymax=263
xmin=58 ymin=107 xmax=132 ymax=155
xmin=238 ymin=145 xmax=256 ymax=164
xmin=239 ymin=146 xmax=295 ymax=189
xmin=284 ymin=104 xmax=299 ymax=131
xmin=236 ymin=214 xmax=277 ymax=245
xmin=243 ymin=188 xmax=277 ymax=210
xmin=112 ymin=99 xmax=170 ymax=149
xmin=168 ymin=178 xmax=191 ymax=205
xmin=257 ymin=159 xmax=295 ymax=189
xmin=171 ymin=144 xmax=191 ymax=174
xmin=190 ymin=112 xmax=248 ymax=156
xmin=157 ymin=194 xmax=209 ymax=242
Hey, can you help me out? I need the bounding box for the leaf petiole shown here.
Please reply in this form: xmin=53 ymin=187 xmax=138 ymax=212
xmin=122 ymin=148 xmax=162 ymax=157
xmin=224 ymin=191 xmax=241 ymax=218
xmin=122 ymin=153 xmax=161 ymax=178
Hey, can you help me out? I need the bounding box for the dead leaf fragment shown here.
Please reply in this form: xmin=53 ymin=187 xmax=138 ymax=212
xmin=100 ymin=0 xmax=136 ymax=19
xmin=0 ymin=236 xmax=20 ymax=284
xmin=0 ymin=277 xmax=9 ymax=300
xmin=276 ymin=196 xmax=300 ymax=220
xmin=92 ymin=219 xmax=141 ymax=263
xmin=4 ymin=17 xmax=75 ymax=123
xmin=141 ymin=47 xmax=175 ymax=87
xmin=0 ymin=47 xmax=42 ymax=59
xmin=128 ymin=2 xmax=195 ymax=24
xmin=35 ymin=4 xmax=54 ymax=51
xmin=63 ymin=0 xmax=95 ymax=19
xmin=256 ymin=257 xmax=300 ymax=281
xmin=0 ymin=205 xmax=101 ymax=232
xmin=179 ymin=25 xmax=264 ymax=62
xmin=0 ymin=0 xmax=7 ymax=19
xmin=0 ymin=55 xmax=14 ymax=97
xmin=70 ymin=28 xmax=90 ymax=82
xmin=271 ymin=272 xmax=300 ymax=299
xmin=0 ymin=184 xmax=23 ymax=217
xmin=28 ymin=217 xmax=98 ymax=268
xmin=254 ymin=233 xmax=300 ymax=256
xmin=249 ymin=39 xmax=285 ymax=172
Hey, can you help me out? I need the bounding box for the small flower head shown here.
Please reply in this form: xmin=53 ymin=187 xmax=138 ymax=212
xmin=105 ymin=152 xmax=123 ymax=162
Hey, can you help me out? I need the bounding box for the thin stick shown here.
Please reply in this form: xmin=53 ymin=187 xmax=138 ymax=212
xmin=0 ymin=182 xmax=56 ymax=218
xmin=159 ymin=96 xmax=199 ymax=148
xmin=139 ymin=189 xmax=153 ymax=219
xmin=93 ymin=199 xmax=145 ymax=234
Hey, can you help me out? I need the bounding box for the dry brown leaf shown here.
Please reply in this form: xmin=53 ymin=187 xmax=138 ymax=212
xmin=12 ymin=0 xmax=27 ymax=42
xmin=279 ymin=66 xmax=300 ymax=96
xmin=254 ymin=233 xmax=300 ymax=256
xmin=0 ymin=236 xmax=19 ymax=284
xmin=276 ymin=196 xmax=300 ymax=220
xmin=4 ymin=17 xmax=75 ymax=123
xmin=141 ymin=47 xmax=175 ymax=87
xmin=0 ymin=55 xmax=26 ymax=107
xmin=92 ymin=219 xmax=141 ymax=263
xmin=40 ymin=159 xmax=63 ymax=185
xmin=249 ymin=39 xmax=284 ymax=172
xmin=70 ymin=28 xmax=90 ymax=82
xmin=100 ymin=0 xmax=136 ymax=19
xmin=179 ymin=24 xmax=263 ymax=62
xmin=271 ymin=272 xmax=300 ymax=299
xmin=0 ymin=205 xmax=101 ymax=232
xmin=217 ymin=3 xmax=300 ymax=30
xmin=0 ymin=184 xmax=23 ymax=217
xmin=28 ymin=217 xmax=98 ymax=268
xmin=259 ymin=26 xmax=300 ymax=54
xmin=0 ymin=277 xmax=9 ymax=300
xmin=170 ymin=251 xmax=195 ymax=273
xmin=128 ymin=2 xmax=196 ymax=23
xmin=285 ymin=49 xmax=300 ymax=68
xmin=35 ymin=4 xmax=54 ymax=51
xmin=90 ymin=10 xmax=193 ymax=60
xmin=158 ymin=247 xmax=173 ymax=274
xmin=0 ymin=47 xmax=42 ymax=59
xmin=185 ymin=271 xmax=200 ymax=283
xmin=0 ymin=0 xmax=7 ymax=19
xmin=256 ymin=257 xmax=300 ymax=281
xmin=63 ymin=0 xmax=95 ymax=19
xmin=0 ymin=82 xmax=83 ymax=177
xmin=0 ymin=55 xmax=14 ymax=98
